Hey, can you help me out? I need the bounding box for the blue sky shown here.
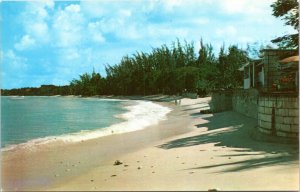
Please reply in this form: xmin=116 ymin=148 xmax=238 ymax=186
xmin=0 ymin=0 xmax=296 ymax=89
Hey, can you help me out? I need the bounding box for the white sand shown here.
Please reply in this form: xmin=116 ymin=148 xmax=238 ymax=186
xmin=48 ymin=97 xmax=299 ymax=191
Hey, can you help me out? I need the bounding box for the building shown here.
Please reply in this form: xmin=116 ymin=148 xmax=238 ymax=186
xmin=240 ymin=49 xmax=298 ymax=93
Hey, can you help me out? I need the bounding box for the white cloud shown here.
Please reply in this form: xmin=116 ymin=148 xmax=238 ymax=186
xmin=52 ymin=4 xmax=85 ymax=47
xmin=87 ymin=21 xmax=106 ymax=43
xmin=4 ymin=50 xmax=28 ymax=70
xmin=16 ymin=0 xmax=54 ymax=50
xmin=219 ymin=0 xmax=274 ymax=16
xmin=14 ymin=35 xmax=36 ymax=51
xmin=216 ymin=26 xmax=237 ymax=37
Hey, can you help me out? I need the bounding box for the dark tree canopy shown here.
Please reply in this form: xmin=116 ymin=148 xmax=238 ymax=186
xmin=2 ymin=39 xmax=249 ymax=97
xmin=271 ymin=0 xmax=299 ymax=49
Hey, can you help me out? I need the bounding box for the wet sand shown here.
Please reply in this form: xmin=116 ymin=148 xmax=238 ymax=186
xmin=1 ymin=97 xmax=298 ymax=191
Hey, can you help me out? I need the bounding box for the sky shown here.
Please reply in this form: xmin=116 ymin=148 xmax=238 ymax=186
xmin=0 ymin=0 xmax=296 ymax=89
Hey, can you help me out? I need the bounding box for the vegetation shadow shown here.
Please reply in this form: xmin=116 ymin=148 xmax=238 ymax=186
xmin=158 ymin=111 xmax=298 ymax=172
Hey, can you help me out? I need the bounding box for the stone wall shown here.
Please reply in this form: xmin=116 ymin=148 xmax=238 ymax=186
xmin=258 ymin=94 xmax=299 ymax=139
xmin=210 ymin=89 xmax=299 ymax=139
xmin=210 ymin=89 xmax=259 ymax=118
xmin=232 ymin=89 xmax=259 ymax=119
xmin=209 ymin=90 xmax=233 ymax=112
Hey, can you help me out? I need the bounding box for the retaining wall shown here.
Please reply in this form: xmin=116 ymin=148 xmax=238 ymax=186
xmin=209 ymin=90 xmax=233 ymax=112
xmin=232 ymin=89 xmax=259 ymax=119
xmin=210 ymin=89 xmax=299 ymax=139
xmin=258 ymin=95 xmax=299 ymax=138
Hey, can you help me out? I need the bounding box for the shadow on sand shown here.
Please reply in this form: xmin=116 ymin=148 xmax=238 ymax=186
xmin=158 ymin=111 xmax=298 ymax=173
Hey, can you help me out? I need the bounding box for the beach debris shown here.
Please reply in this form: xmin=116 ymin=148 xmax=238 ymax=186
xmin=189 ymin=171 xmax=195 ymax=174
xmin=228 ymin=157 xmax=231 ymax=159
xmin=78 ymin=161 xmax=81 ymax=164
xmin=114 ymin=160 xmax=123 ymax=166
xmin=152 ymin=171 xmax=155 ymax=173
xmin=111 ymin=174 xmax=117 ymax=177
xmin=137 ymin=166 xmax=142 ymax=170
xmin=90 ymin=179 xmax=94 ymax=182
xmin=181 ymin=162 xmax=185 ymax=164
xmin=208 ymin=188 xmax=219 ymax=192
xmin=137 ymin=160 xmax=140 ymax=163
xmin=124 ymin=164 xmax=129 ymax=167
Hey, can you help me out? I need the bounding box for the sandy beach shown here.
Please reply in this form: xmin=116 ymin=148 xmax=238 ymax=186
xmin=1 ymin=97 xmax=299 ymax=191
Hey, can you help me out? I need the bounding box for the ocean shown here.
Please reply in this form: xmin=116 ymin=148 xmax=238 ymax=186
xmin=1 ymin=96 xmax=171 ymax=151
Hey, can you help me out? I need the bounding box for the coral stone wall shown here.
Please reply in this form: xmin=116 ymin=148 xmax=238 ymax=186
xmin=209 ymin=90 xmax=233 ymax=113
xmin=210 ymin=89 xmax=299 ymax=139
xmin=232 ymin=89 xmax=258 ymax=119
xmin=258 ymin=95 xmax=299 ymax=138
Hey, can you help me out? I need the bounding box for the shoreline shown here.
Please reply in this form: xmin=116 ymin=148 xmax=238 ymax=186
xmin=1 ymin=96 xmax=298 ymax=191
xmin=1 ymin=97 xmax=196 ymax=191
xmin=1 ymin=96 xmax=171 ymax=152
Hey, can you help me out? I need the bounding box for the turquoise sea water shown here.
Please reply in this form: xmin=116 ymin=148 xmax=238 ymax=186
xmin=1 ymin=96 xmax=126 ymax=148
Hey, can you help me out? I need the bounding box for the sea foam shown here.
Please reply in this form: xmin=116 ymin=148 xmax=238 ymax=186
xmin=2 ymin=100 xmax=171 ymax=152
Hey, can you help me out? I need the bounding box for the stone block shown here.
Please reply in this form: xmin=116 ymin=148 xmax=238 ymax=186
xmin=288 ymin=109 xmax=299 ymax=117
xmin=276 ymin=100 xmax=283 ymax=108
xmin=258 ymin=106 xmax=264 ymax=113
xmin=267 ymin=101 xmax=275 ymax=107
xmin=277 ymin=131 xmax=287 ymax=137
xmin=258 ymin=127 xmax=271 ymax=134
xmin=291 ymin=125 xmax=299 ymax=133
xmin=281 ymin=109 xmax=289 ymax=116
xmin=283 ymin=117 xmax=294 ymax=124
xmin=286 ymin=132 xmax=298 ymax=138
xmin=285 ymin=101 xmax=297 ymax=109
xmin=260 ymin=114 xmax=272 ymax=122
xmin=264 ymin=107 xmax=272 ymax=115
xmin=259 ymin=99 xmax=265 ymax=106
xmin=278 ymin=124 xmax=290 ymax=132
xmin=292 ymin=117 xmax=299 ymax=125
xmin=292 ymin=101 xmax=299 ymax=109
xmin=275 ymin=116 xmax=284 ymax=124
xmin=261 ymin=120 xmax=272 ymax=129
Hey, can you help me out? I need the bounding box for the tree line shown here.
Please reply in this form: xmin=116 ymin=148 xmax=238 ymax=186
xmin=2 ymin=39 xmax=249 ymax=97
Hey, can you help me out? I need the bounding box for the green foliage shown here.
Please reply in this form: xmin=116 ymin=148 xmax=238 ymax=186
xmin=2 ymin=39 xmax=250 ymax=97
xmin=270 ymin=0 xmax=299 ymax=49
xmin=1 ymin=85 xmax=71 ymax=96
xmin=70 ymin=70 xmax=105 ymax=96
